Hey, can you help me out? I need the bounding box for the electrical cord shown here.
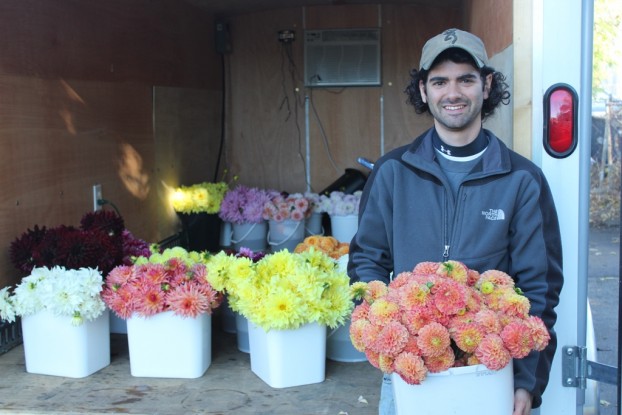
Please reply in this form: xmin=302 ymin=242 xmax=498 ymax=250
xmin=280 ymin=41 xmax=311 ymax=189
xmin=214 ymin=53 xmax=227 ymax=182
xmin=97 ymin=198 xmax=122 ymax=217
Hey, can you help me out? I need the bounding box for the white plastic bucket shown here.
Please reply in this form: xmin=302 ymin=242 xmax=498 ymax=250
xmin=21 ymin=309 xmax=110 ymax=378
xmin=305 ymin=212 xmax=324 ymax=236
xmin=392 ymin=361 xmax=514 ymax=415
xmin=235 ymin=313 xmax=250 ymax=353
xmin=127 ymin=311 xmax=211 ymax=378
xmin=326 ymin=319 xmax=366 ymax=362
xmin=330 ymin=214 xmax=358 ymax=243
xmin=267 ymin=219 xmax=304 ymax=252
xmin=231 ymin=221 xmax=268 ymax=252
xmin=248 ymin=322 xmax=326 ymax=388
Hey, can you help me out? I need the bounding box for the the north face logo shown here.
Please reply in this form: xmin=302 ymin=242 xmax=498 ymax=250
xmin=482 ymin=209 xmax=505 ymax=221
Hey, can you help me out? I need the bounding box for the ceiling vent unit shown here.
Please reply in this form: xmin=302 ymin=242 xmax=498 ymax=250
xmin=304 ymin=28 xmax=381 ymax=87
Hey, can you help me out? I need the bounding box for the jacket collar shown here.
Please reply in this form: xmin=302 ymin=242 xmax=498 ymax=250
xmin=402 ymin=128 xmax=512 ymax=177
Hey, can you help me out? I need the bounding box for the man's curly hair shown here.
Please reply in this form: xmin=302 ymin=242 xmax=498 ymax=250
xmin=404 ymin=48 xmax=510 ymax=120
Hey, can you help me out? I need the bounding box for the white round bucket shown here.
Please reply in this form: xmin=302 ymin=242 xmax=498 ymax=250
xmin=235 ymin=313 xmax=250 ymax=353
xmin=326 ymin=319 xmax=366 ymax=362
xmin=330 ymin=214 xmax=358 ymax=243
xmin=305 ymin=212 xmax=324 ymax=236
xmin=267 ymin=219 xmax=305 ymax=252
xmin=231 ymin=221 xmax=268 ymax=252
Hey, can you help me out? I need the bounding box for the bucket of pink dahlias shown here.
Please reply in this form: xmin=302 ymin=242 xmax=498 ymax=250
xmin=102 ymin=247 xmax=222 ymax=379
xmin=263 ymin=192 xmax=311 ymax=253
xmin=349 ymin=260 xmax=551 ymax=415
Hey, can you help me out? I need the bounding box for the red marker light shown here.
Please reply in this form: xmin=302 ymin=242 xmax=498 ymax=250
xmin=543 ymin=84 xmax=578 ymax=158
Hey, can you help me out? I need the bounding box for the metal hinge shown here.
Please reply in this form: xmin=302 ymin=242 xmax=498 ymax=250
xmin=562 ymin=345 xmax=618 ymax=388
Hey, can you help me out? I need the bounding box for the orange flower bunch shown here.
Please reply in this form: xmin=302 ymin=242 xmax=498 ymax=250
xmin=294 ymin=235 xmax=349 ymax=259
xmin=349 ymin=260 xmax=550 ymax=385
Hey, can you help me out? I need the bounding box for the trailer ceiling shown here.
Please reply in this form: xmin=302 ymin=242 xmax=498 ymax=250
xmin=184 ymin=0 xmax=462 ymax=17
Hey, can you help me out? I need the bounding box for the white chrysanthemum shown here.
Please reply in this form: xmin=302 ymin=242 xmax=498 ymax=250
xmin=0 ymin=287 xmax=16 ymax=323
xmin=6 ymin=266 xmax=105 ymax=325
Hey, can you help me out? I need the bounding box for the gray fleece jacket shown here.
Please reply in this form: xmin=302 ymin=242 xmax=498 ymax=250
xmin=348 ymin=127 xmax=563 ymax=408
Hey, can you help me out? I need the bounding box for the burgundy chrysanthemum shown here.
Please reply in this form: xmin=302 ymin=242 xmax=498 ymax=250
xmin=31 ymin=226 xmax=78 ymax=268
xmin=57 ymin=229 xmax=100 ymax=270
xmin=9 ymin=225 xmax=48 ymax=273
xmin=87 ymin=230 xmax=124 ymax=275
xmin=80 ymin=210 xmax=125 ymax=238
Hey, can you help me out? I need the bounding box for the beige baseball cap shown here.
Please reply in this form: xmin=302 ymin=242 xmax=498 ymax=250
xmin=419 ymin=28 xmax=489 ymax=70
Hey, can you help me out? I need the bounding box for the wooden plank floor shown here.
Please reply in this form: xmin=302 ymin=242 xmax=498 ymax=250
xmin=0 ymin=320 xmax=380 ymax=415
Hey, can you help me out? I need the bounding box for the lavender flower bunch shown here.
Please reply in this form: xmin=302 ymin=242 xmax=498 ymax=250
xmin=218 ymin=185 xmax=273 ymax=224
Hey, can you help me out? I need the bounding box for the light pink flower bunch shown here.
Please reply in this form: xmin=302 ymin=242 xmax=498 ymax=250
xmin=102 ymin=258 xmax=222 ymax=319
xmin=262 ymin=192 xmax=311 ymax=222
xmin=349 ymin=261 xmax=550 ymax=385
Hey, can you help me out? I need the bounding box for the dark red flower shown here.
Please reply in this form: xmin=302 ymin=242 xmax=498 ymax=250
xmin=80 ymin=210 xmax=125 ymax=238
xmin=9 ymin=225 xmax=48 ymax=273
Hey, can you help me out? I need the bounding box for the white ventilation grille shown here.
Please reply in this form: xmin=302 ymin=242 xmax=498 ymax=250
xmin=304 ymin=28 xmax=381 ymax=87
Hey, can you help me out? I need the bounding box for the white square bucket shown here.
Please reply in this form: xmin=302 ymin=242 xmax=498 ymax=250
xmin=248 ymin=321 xmax=326 ymax=388
xmin=21 ymin=309 xmax=110 ymax=378
xmin=235 ymin=313 xmax=250 ymax=353
xmin=127 ymin=311 xmax=212 ymax=378
xmin=392 ymin=361 xmax=514 ymax=415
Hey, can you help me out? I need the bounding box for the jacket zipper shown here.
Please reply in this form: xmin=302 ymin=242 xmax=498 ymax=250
xmin=443 ymin=188 xmax=468 ymax=261
xmin=443 ymin=192 xmax=450 ymax=260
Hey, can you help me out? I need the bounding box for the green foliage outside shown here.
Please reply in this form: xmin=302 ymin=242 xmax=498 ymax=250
xmin=593 ymin=0 xmax=622 ymax=100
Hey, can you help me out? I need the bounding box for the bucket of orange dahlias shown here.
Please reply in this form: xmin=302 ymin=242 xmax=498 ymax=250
xmin=349 ymin=260 xmax=551 ymax=415
xmin=102 ymin=247 xmax=222 ymax=379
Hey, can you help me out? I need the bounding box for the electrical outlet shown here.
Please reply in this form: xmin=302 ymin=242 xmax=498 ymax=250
xmin=278 ymin=30 xmax=295 ymax=43
xmin=92 ymin=184 xmax=102 ymax=211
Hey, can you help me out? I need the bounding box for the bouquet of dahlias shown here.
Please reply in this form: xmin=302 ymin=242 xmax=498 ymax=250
xmin=262 ymin=192 xmax=311 ymax=222
xmin=218 ymin=185 xmax=274 ymax=224
xmin=293 ymin=235 xmax=349 ymax=259
xmin=304 ymin=192 xmax=329 ymax=214
xmin=9 ymin=210 xmax=150 ymax=276
xmin=0 ymin=266 xmax=106 ymax=326
xmin=204 ymin=247 xmax=265 ymax=293
xmin=319 ymin=190 xmax=362 ymax=216
xmin=212 ymin=249 xmax=354 ymax=331
xmin=102 ymin=247 xmax=222 ymax=319
xmin=170 ymin=181 xmax=229 ymax=214
xmin=349 ymin=261 xmax=550 ymax=385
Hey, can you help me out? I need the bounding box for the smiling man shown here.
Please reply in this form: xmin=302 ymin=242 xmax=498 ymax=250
xmin=347 ymin=29 xmax=564 ymax=415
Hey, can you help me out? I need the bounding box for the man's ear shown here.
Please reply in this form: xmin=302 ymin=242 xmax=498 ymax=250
xmin=483 ymin=73 xmax=493 ymax=99
xmin=419 ymin=80 xmax=427 ymax=103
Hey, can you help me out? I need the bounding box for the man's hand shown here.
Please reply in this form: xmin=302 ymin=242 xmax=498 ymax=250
xmin=513 ymin=388 xmax=533 ymax=415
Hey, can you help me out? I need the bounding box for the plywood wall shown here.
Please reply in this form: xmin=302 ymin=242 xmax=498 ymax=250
xmin=0 ymin=0 xmax=514 ymax=289
xmin=224 ymin=4 xmax=464 ymax=194
xmin=0 ymin=0 xmax=221 ymax=287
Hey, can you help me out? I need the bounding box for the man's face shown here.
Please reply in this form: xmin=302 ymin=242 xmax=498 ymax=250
xmin=419 ymin=60 xmax=492 ymax=144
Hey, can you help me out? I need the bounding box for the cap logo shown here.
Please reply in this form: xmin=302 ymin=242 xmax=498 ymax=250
xmin=443 ymin=29 xmax=458 ymax=45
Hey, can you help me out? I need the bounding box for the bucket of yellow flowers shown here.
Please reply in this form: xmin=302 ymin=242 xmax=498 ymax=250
xmin=207 ymin=248 xmax=354 ymax=388
xmin=171 ymin=181 xmax=229 ymax=252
